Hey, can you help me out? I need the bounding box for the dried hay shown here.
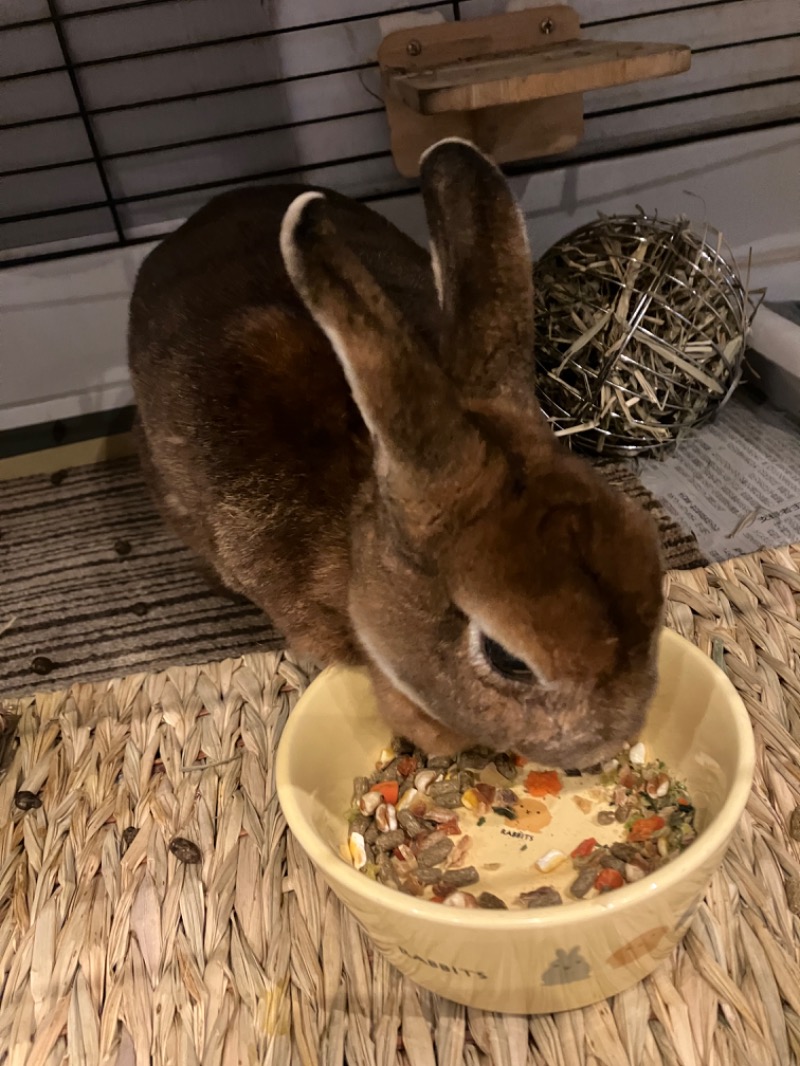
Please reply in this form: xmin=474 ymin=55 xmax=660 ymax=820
xmin=535 ymin=213 xmax=764 ymax=457
xmin=1 ymin=545 xmax=799 ymax=1064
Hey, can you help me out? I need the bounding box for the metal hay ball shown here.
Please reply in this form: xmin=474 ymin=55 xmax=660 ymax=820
xmin=533 ymin=212 xmax=763 ymax=457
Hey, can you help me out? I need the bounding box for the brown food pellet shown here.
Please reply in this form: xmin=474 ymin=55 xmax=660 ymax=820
xmin=169 ymin=837 xmax=202 ymax=864
xmin=477 ymin=892 xmax=508 ymax=909
xmin=349 ymin=813 xmax=370 ymax=836
xmin=599 ymin=854 xmax=627 ymax=875
xmin=114 ymin=538 xmax=132 ymax=557
xmin=433 ymin=790 xmax=462 ymax=809
xmin=31 ymin=656 xmax=55 ymax=676
xmin=397 ymin=810 xmax=426 ymax=838
xmin=364 ymin=824 xmax=379 ymax=845
xmin=597 ymin=810 xmax=616 ymax=825
xmin=789 ymin=806 xmax=800 ymax=842
xmin=520 ymin=886 xmax=562 ymax=908
xmin=441 ymin=865 xmax=480 ymax=887
xmin=458 ymin=750 xmax=492 ymax=771
xmin=417 ymin=837 xmax=454 ymax=867
xmin=49 ymin=469 xmax=67 ymax=486
xmin=493 ymin=753 xmax=517 ymax=780
xmin=610 ymin=842 xmax=638 ymax=863
xmin=352 ymin=777 xmax=370 ymax=803
xmin=569 ymin=867 xmax=597 ymax=899
xmin=374 ymin=829 xmax=405 ymax=852
xmin=121 ymin=826 xmax=139 ymax=848
xmin=427 ymin=755 xmax=452 ymax=770
xmin=416 ymin=866 xmax=447 ymax=885
xmin=14 ymin=790 xmax=42 ymax=811
xmin=130 ymin=602 xmax=149 ymax=617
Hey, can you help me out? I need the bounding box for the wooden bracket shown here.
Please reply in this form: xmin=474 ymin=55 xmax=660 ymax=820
xmin=378 ymin=6 xmax=691 ymax=176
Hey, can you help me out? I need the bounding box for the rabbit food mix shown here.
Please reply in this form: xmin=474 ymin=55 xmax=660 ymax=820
xmin=345 ymin=739 xmax=696 ymax=908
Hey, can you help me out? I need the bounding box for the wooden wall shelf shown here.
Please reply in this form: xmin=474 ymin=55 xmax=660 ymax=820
xmin=378 ymin=6 xmax=691 ymax=176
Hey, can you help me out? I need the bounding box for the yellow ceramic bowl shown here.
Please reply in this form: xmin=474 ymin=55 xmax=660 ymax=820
xmin=276 ymin=629 xmax=754 ymax=1013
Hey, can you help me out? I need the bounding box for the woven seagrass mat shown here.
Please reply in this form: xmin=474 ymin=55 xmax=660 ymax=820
xmin=1 ymin=548 xmax=799 ymax=1065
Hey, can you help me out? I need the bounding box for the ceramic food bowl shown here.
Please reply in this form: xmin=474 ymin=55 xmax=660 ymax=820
xmin=276 ymin=629 xmax=754 ymax=1013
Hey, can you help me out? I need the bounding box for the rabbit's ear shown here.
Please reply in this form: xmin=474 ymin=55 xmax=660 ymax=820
xmin=420 ymin=139 xmax=536 ymax=404
xmin=281 ymin=192 xmax=491 ymax=523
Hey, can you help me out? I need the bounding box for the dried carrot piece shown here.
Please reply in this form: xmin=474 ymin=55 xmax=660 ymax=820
xmin=627 ymin=815 xmax=665 ymax=842
xmin=370 ymin=781 xmax=399 ymax=806
xmin=570 ymin=837 xmax=598 ymax=859
xmin=524 ymin=770 xmax=563 ymax=797
xmin=594 ymin=868 xmax=625 ymax=892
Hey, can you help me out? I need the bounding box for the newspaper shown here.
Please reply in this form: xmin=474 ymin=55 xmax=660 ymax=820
xmin=637 ymin=388 xmax=800 ymax=562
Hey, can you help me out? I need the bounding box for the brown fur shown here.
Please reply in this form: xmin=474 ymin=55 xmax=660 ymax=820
xmin=128 ymin=140 xmax=664 ymax=766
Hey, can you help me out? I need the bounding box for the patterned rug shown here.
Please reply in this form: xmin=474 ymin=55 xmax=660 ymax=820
xmin=0 ymin=455 xmax=705 ymax=697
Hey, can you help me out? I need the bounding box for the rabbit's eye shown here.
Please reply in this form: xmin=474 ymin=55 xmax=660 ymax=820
xmin=481 ymin=634 xmax=535 ymax=683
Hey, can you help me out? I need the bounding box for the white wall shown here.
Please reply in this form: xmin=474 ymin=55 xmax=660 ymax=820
xmin=3 ymin=123 xmax=798 ymax=431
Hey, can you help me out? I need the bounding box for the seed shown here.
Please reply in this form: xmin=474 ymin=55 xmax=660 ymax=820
xmin=629 ymin=742 xmax=646 ymax=766
xmin=493 ymin=753 xmax=517 ymax=779
xmin=349 ymin=813 xmax=370 ymax=835
xmin=432 ymin=790 xmax=462 ymax=809
xmin=535 ymin=849 xmax=567 ymax=873
xmin=458 ymin=771 xmax=477 ymax=792
xmin=495 ymin=788 xmax=518 ymax=806
xmin=425 ymin=807 xmax=461 ymax=825
xmin=31 ymin=656 xmax=55 ymax=676
xmin=348 ymin=832 xmax=368 ymax=869
xmin=615 ymin=804 xmax=634 ymax=823
xmin=114 ymin=538 xmax=132 ymax=557
xmin=441 ymin=865 xmax=479 ymax=887
xmin=443 ymin=890 xmax=479 ymax=908
xmin=397 ymin=810 xmax=426 ymax=838
xmin=520 ymin=886 xmax=562 ymax=908
xmin=446 ymin=835 xmax=472 ymax=868
xmin=569 ymin=868 xmax=596 ymax=899
xmin=624 ymin=863 xmax=646 ymax=883
xmin=789 ymin=806 xmax=800 ymax=842
xmin=573 ymin=796 xmax=592 ymax=814
xmin=169 ymin=837 xmax=202 ymax=864
xmin=377 ymin=747 xmax=395 ymax=769
xmin=602 ymin=758 xmax=620 ymax=774
xmin=657 ymin=835 xmax=671 ymax=858
xmin=477 ymin=892 xmax=508 ymax=909
xmin=375 ymin=761 xmax=399 ymax=782
xmin=414 ymin=769 xmax=437 ymax=794
xmin=597 ymin=810 xmax=616 ymax=826
xmin=417 ymin=837 xmax=454 ymax=867
xmin=359 ymin=792 xmax=381 ymax=816
xmin=461 ymin=787 xmax=487 ymax=813
xmin=14 ymin=790 xmax=42 ymax=811
xmin=375 ymin=803 xmax=398 ymax=833
xmin=364 ymin=823 xmax=379 ymax=845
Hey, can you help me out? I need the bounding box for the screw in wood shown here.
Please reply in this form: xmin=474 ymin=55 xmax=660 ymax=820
xmin=540 ymin=17 xmax=554 ymax=34
xmin=406 ymin=39 xmax=422 ymax=56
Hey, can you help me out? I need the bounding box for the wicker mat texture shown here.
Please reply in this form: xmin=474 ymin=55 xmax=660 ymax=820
xmin=0 ymin=455 xmax=705 ymax=698
xmin=1 ymin=547 xmax=799 ymax=1065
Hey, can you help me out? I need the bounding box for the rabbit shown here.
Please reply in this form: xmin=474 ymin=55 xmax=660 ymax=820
xmin=128 ymin=137 xmax=664 ymax=769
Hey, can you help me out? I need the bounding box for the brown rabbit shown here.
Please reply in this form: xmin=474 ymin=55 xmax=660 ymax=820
xmin=128 ymin=138 xmax=664 ymax=767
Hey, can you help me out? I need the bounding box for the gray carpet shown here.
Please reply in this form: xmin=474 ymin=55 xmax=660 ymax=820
xmin=0 ymin=455 xmax=705 ymax=696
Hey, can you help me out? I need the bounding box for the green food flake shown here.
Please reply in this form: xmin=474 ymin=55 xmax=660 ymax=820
xmin=520 ymin=844 xmax=528 ymax=852
xmin=492 ymin=806 xmax=517 ymax=820
xmin=477 ymin=816 xmax=486 ymax=827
